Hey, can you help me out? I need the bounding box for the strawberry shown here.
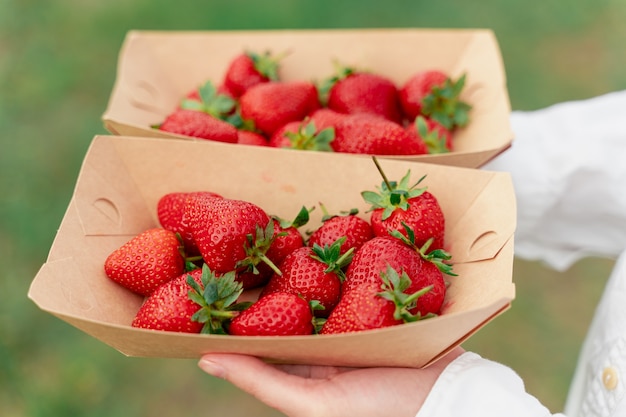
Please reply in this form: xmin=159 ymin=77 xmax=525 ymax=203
xmin=308 ymin=108 xmax=349 ymax=131
xmin=320 ymin=265 xmax=435 ymax=335
xmin=307 ymin=205 xmax=373 ymax=255
xmin=237 ymin=129 xmax=269 ymax=147
xmin=399 ymin=70 xmax=471 ymax=130
xmin=332 ymin=113 xmax=427 ymax=155
xmin=268 ymin=119 xmax=334 ymax=151
xmin=156 ymin=109 xmax=239 ymax=143
xmin=185 ymin=197 xmax=271 ymax=273
xmin=261 ymin=237 xmax=353 ymax=317
xmin=265 ymin=206 xmax=311 ymax=267
xmin=183 ymin=82 xmax=237 ymax=104
xmin=228 ymin=292 xmax=317 ymax=336
xmin=179 ymin=80 xmax=237 ymax=120
xmin=406 ymin=115 xmax=453 ymax=154
xmin=104 ymin=228 xmax=185 ymax=296
xmin=343 ymin=231 xmax=451 ymax=317
xmin=321 ymin=66 xmax=403 ymax=123
xmin=132 ymin=265 xmax=248 ymax=334
xmin=185 ymin=196 xmax=281 ymax=290
xmin=221 ymin=50 xmax=283 ymax=98
xmin=132 ymin=268 xmax=204 ymax=333
xmin=157 ymin=191 xmax=222 ymax=256
xmin=362 ymin=158 xmax=445 ymax=249
xmin=239 ymin=81 xmax=321 ymax=136
xmin=235 ymin=221 xmax=282 ymax=290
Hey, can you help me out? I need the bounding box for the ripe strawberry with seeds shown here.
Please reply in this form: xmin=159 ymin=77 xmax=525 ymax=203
xmin=406 ymin=115 xmax=453 ymax=154
xmin=307 ymin=205 xmax=373 ymax=255
xmin=332 ymin=113 xmax=427 ymax=155
xmin=266 ymin=205 xmax=311 ymax=267
xmin=308 ymin=108 xmax=349 ymax=131
xmin=399 ymin=70 xmax=471 ymax=130
xmin=157 ymin=191 xmax=223 ymax=256
xmin=321 ymin=66 xmax=403 ymax=123
xmin=156 ymin=108 xmax=239 ymax=143
xmin=132 ymin=265 xmax=248 ymax=334
xmin=221 ymin=50 xmax=284 ymax=98
xmin=362 ymin=157 xmax=445 ymax=249
xmin=239 ymin=80 xmax=321 ymax=136
xmin=104 ymin=228 xmax=185 ymax=296
xmin=268 ymin=119 xmax=334 ymax=151
xmin=179 ymin=80 xmax=237 ymax=120
xmin=132 ymin=268 xmax=205 ymax=333
xmin=320 ymin=265 xmax=435 ymax=335
xmin=185 ymin=196 xmax=272 ymax=274
xmin=228 ymin=292 xmax=318 ymax=336
xmin=261 ymin=237 xmax=354 ymax=317
xmin=237 ymin=129 xmax=269 ymax=147
xmin=344 ymin=227 xmax=453 ymax=316
xmin=235 ymin=221 xmax=283 ymax=290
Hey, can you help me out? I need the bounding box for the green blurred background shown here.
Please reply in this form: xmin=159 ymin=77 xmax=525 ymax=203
xmin=1 ymin=0 xmax=624 ymax=415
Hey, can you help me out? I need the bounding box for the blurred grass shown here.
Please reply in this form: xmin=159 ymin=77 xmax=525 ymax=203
xmin=1 ymin=0 xmax=625 ymax=415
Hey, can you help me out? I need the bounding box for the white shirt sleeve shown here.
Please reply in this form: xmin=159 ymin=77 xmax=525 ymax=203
xmin=483 ymin=89 xmax=626 ymax=271
xmin=417 ymin=352 xmax=565 ymax=417
xmin=419 ymin=90 xmax=626 ymax=417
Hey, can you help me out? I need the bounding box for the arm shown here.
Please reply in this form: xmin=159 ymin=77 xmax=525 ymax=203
xmin=484 ymin=89 xmax=626 ymax=270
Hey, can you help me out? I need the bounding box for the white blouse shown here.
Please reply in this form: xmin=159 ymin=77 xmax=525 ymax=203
xmin=418 ymin=90 xmax=626 ymax=417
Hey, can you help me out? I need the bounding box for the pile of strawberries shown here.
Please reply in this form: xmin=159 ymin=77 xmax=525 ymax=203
xmin=154 ymin=50 xmax=471 ymax=155
xmin=103 ymin=160 xmax=455 ymax=336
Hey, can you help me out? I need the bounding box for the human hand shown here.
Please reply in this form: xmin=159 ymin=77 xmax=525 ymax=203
xmin=198 ymin=346 xmax=465 ymax=417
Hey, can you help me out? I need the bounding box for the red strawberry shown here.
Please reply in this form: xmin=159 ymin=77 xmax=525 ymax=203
xmin=185 ymin=197 xmax=281 ymax=290
xmin=239 ymin=81 xmax=321 ymax=136
xmin=362 ymin=158 xmax=445 ymax=249
xmin=308 ymin=108 xmax=349 ymax=131
xmin=308 ymin=205 xmax=373 ymax=255
xmin=342 ymin=233 xmax=450 ymax=316
xmin=184 ymin=82 xmax=236 ymax=104
xmin=266 ymin=206 xmax=311 ymax=267
xmin=157 ymin=191 xmax=222 ymax=255
xmin=268 ymin=119 xmax=334 ymax=151
xmin=261 ymin=237 xmax=353 ymax=317
xmin=179 ymin=80 xmax=237 ymax=120
xmin=406 ymin=115 xmax=453 ymax=154
xmin=332 ymin=113 xmax=427 ymax=155
xmin=222 ymin=50 xmax=283 ymax=98
xmin=237 ymin=130 xmax=269 ymax=147
xmin=228 ymin=292 xmax=316 ymax=336
xmin=186 ymin=197 xmax=271 ymax=273
xmin=320 ymin=265 xmax=435 ymax=335
xmin=104 ymin=228 xmax=185 ymax=296
xmin=235 ymin=221 xmax=282 ymax=290
xmin=399 ymin=70 xmax=471 ymax=130
xmin=132 ymin=265 xmax=247 ymax=334
xmin=157 ymin=109 xmax=238 ymax=143
xmin=321 ymin=67 xmax=403 ymax=123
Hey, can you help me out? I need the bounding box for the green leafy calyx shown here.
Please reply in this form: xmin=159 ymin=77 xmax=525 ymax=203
xmin=361 ymin=156 xmax=427 ymax=220
xmin=377 ymin=264 xmax=435 ymax=323
xmin=187 ymin=264 xmax=251 ymax=334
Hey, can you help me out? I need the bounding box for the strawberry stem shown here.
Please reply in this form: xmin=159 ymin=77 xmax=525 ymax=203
xmin=371 ymin=156 xmax=393 ymax=191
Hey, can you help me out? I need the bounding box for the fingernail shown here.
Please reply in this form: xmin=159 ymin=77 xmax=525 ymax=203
xmin=198 ymin=357 xmax=226 ymax=379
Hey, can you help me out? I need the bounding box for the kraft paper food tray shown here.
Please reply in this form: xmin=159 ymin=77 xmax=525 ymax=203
xmin=102 ymin=28 xmax=513 ymax=168
xmin=29 ymin=135 xmax=516 ymax=368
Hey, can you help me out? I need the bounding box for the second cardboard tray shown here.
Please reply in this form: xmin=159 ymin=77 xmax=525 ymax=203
xmin=102 ymin=28 xmax=513 ymax=168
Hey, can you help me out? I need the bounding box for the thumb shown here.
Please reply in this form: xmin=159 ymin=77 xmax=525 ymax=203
xmin=198 ymin=353 xmax=319 ymax=416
